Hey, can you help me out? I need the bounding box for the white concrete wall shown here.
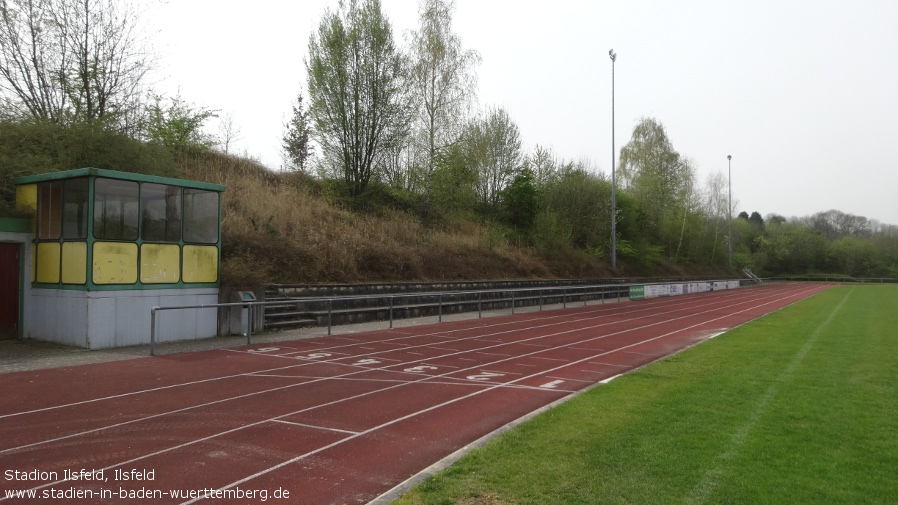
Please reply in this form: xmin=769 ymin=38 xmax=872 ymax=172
xmin=25 ymin=288 xmax=219 ymax=348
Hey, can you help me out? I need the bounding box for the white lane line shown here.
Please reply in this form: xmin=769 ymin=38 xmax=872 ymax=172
xmin=281 ymin=350 xmax=352 ymax=358
xmin=587 ymin=361 xmax=630 ymax=368
xmin=271 ymin=419 xmax=361 ymax=435
xmin=548 ymin=376 xmax=593 ymax=384
xmin=599 ymin=374 xmax=623 ymax=384
xmin=686 ymin=287 xmax=853 ymax=505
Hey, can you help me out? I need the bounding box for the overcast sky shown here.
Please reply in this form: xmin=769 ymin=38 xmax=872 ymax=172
xmin=146 ymin=0 xmax=898 ymax=225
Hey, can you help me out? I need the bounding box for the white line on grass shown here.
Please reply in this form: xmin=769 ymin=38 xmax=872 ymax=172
xmin=685 ymin=287 xmax=853 ymax=505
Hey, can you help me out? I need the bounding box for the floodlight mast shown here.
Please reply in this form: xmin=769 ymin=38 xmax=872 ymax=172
xmin=727 ymin=155 xmax=733 ymax=268
xmin=609 ymin=49 xmax=617 ymax=270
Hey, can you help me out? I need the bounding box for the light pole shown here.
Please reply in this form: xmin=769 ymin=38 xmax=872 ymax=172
xmin=609 ymin=49 xmax=617 ymax=270
xmin=727 ymin=154 xmax=733 ymax=268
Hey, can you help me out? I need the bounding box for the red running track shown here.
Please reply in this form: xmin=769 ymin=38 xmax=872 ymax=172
xmin=0 ymin=282 xmax=829 ymax=504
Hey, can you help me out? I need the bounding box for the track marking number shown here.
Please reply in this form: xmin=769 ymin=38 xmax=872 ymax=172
xmin=299 ymin=352 xmax=332 ymax=360
xmin=248 ymin=347 xmax=280 ymax=353
xmin=404 ymin=365 xmax=438 ymax=374
xmin=467 ymin=371 xmax=505 ymax=382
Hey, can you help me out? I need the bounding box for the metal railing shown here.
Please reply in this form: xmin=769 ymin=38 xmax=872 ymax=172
xmin=766 ymin=276 xmax=897 ymax=284
xmin=150 ymin=301 xmax=257 ymax=356
xmin=267 ymin=283 xmax=632 ymax=328
xmin=149 ymin=283 xmax=637 ymax=356
xmin=149 ymin=279 xmax=752 ymax=356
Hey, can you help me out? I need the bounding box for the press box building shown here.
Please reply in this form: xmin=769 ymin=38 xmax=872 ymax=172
xmin=1 ymin=168 xmax=225 ymax=348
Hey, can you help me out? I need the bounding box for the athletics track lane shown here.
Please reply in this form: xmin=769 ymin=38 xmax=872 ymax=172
xmin=0 ymin=283 xmax=829 ymax=504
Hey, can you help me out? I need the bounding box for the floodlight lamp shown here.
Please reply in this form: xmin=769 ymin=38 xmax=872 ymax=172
xmin=728 ymin=155 xmax=732 ymax=160
xmin=609 ymin=49 xmax=616 ymax=62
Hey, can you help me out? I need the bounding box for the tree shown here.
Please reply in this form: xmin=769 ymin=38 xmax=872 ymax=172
xmin=618 ymin=117 xmax=694 ymax=253
xmin=142 ymin=92 xmax=216 ymax=151
xmin=748 ymin=211 xmax=764 ymax=227
xmin=672 ymin=158 xmax=698 ymax=262
xmin=306 ymin=0 xmax=409 ymax=197
xmin=217 ymin=111 xmax=241 ymax=155
xmin=464 ymin=106 xmax=522 ymax=208
xmin=529 ymin=144 xmax=559 ymax=187
xmin=0 ymin=0 xmax=152 ymax=129
xmin=703 ymin=171 xmax=729 ymax=264
xmin=540 ymin=162 xmax=611 ymax=250
xmin=407 ymin=0 xmax=479 ymax=194
xmin=0 ymin=0 xmax=67 ymax=121
xmin=282 ymin=92 xmax=311 ymax=172
xmin=427 ymin=142 xmax=477 ymax=218
xmin=501 ymin=166 xmax=537 ymax=230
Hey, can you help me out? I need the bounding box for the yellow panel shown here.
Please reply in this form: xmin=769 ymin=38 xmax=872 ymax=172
xmin=182 ymin=245 xmax=218 ymax=283
xmin=92 ymin=242 xmax=138 ymax=284
xmin=36 ymin=242 xmax=60 ymax=283
xmin=140 ymin=244 xmax=181 ymax=284
xmin=15 ymin=184 xmax=37 ymax=212
xmin=61 ymin=241 xmax=87 ymax=284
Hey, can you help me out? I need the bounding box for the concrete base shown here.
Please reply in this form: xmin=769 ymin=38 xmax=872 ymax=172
xmin=24 ymin=288 xmax=218 ymax=349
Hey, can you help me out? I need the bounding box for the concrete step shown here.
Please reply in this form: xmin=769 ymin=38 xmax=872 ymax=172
xmin=257 ymin=282 xmax=637 ymax=332
xmin=264 ymin=318 xmax=318 ymax=328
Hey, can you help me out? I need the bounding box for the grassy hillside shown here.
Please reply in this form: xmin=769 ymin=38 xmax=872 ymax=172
xmin=179 ymin=151 xmax=733 ymax=288
xmin=0 ymin=128 xmax=732 ymax=289
xmin=181 ymin=152 xmax=606 ymax=287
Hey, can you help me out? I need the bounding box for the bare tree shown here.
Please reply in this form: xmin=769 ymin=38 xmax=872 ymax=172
xmin=673 ymin=157 xmax=698 ymax=262
xmin=703 ymin=171 xmax=730 ymax=263
xmin=0 ymin=0 xmax=151 ymax=128
xmin=407 ymin=0 xmax=479 ymax=192
xmin=0 ymin=0 xmax=68 ymax=120
xmin=217 ymin=111 xmax=241 ymax=155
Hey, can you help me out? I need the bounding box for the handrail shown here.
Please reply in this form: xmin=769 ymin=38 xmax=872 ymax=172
xmin=766 ymin=276 xmax=897 ymax=284
xmin=149 ymin=279 xmax=749 ymax=357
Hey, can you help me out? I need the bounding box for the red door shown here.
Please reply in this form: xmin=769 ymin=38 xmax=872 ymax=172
xmin=0 ymin=243 xmax=20 ymax=339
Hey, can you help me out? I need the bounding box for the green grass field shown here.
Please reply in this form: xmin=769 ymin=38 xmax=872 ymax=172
xmin=393 ymin=285 xmax=898 ymax=505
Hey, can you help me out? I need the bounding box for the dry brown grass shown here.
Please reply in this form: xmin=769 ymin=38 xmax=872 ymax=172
xmin=178 ymin=151 xmax=611 ymax=288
